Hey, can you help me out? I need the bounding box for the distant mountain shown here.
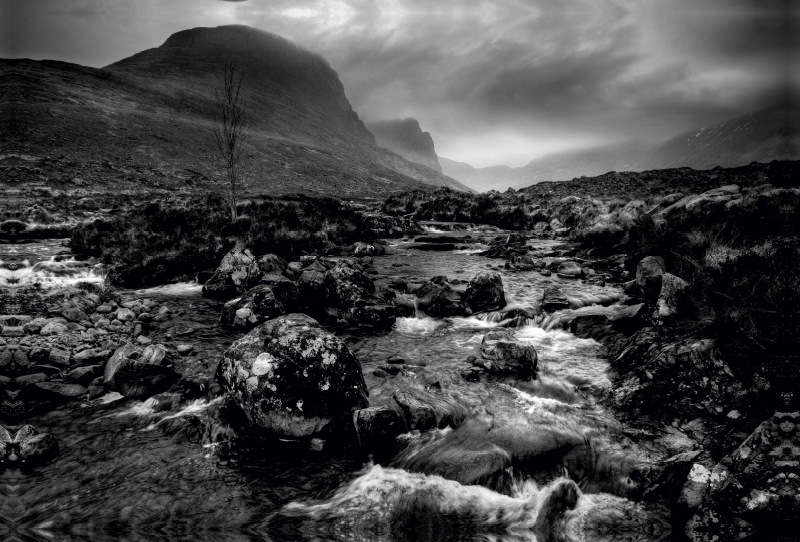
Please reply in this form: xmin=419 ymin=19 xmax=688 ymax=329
xmin=441 ymin=143 xmax=651 ymax=192
xmin=366 ymin=118 xmax=442 ymax=173
xmin=441 ymin=105 xmax=798 ymax=192
xmin=644 ymin=105 xmax=799 ymax=170
xmin=2 ymin=25 xmax=471 ymax=196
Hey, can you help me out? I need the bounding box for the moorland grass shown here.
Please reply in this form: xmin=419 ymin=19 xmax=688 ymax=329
xmin=69 ymin=194 xmax=377 ymax=287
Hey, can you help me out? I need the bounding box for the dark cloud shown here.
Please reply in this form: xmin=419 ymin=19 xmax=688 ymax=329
xmin=2 ymin=0 xmax=796 ymax=166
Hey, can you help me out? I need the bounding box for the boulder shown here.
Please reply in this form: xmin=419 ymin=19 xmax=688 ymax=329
xmin=353 ymin=242 xmax=385 ymax=256
xmin=392 ymin=389 xmax=465 ymax=431
xmin=322 ymin=264 xmax=396 ymax=327
xmin=636 ymin=256 xmax=666 ymax=303
xmin=654 ymin=273 xmax=689 ymax=325
xmin=298 ymin=270 xmax=325 ymax=307
xmin=220 ymin=285 xmax=285 ymax=328
xmin=556 ymin=261 xmax=582 ymax=279
xmin=115 ymin=308 xmax=136 ymax=322
xmin=217 ymin=314 xmax=369 ymax=439
xmin=478 ymin=330 xmax=538 ymax=379
xmin=40 ymin=321 xmax=68 ymax=336
xmin=257 ymin=275 xmax=300 ymax=312
xmin=353 ymin=406 xmax=404 ymax=456
xmin=103 ymin=343 xmax=179 ymax=399
xmin=48 ymin=348 xmax=71 ymax=366
xmin=1 ymin=425 xmax=58 ymax=465
xmin=541 ymin=286 xmax=569 ymax=312
xmin=683 ymin=411 xmax=798 ymax=542
xmin=67 ymin=365 xmax=103 ymax=386
xmin=202 ymin=247 xmax=257 ymax=300
xmin=63 ymin=308 xmax=89 ymax=323
xmin=464 ymin=271 xmax=506 ymax=313
xmin=253 ymin=253 xmax=287 ymax=277
xmin=415 ymin=280 xmax=466 ymax=317
xmin=505 ymin=254 xmax=537 ymax=271
xmin=33 ymin=382 xmax=88 ymax=401
xmin=23 ymin=318 xmax=47 ymax=335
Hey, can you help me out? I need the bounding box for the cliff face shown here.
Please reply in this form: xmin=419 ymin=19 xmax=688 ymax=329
xmin=366 ymin=118 xmax=443 ymax=173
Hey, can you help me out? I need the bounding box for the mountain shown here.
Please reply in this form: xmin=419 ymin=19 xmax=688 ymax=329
xmin=441 ymin=105 xmax=798 ymax=192
xmin=644 ymin=105 xmax=799 ymax=170
xmin=441 ymin=143 xmax=651 ymax=192
xmin=366 ymin=118 xmax=442 ymax=173
xmin=1 ymin=25 xmax=471 ymax=196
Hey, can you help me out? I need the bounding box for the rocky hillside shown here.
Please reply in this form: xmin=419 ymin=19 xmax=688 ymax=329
xmin=366 ymin=118 xmax=443 ymax=173
xmin=440 ymin=106 xmax=798 ymax=192
xmin=0 ymin=25 xmax=471 ymax=197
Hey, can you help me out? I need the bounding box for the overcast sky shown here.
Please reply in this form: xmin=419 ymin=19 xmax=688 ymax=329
xmin=2 ymin=0 xmax=796 ymax=167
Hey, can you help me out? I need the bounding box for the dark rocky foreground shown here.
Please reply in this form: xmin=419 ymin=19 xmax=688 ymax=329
xmin=1 ymin=162 xmax=797 ymax=541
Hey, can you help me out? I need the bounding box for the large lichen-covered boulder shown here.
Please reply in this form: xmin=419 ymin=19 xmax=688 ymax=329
xmin=216 ymin=314 xmax=369 ymax=439
xmin=464 ymin=271 xmax=506 ymax=313
xmin=220 ymin=285 xmax=285 ymax=328
xmin=202 ymin=247 xmax=257 ymax=300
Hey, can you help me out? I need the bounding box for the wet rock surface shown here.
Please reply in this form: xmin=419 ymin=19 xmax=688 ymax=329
xmin=216 ymin=314 xmax=369 ymax=439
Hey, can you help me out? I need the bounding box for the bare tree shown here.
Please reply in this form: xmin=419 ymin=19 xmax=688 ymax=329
xmin=212 ymin=61 xmax=250 ymax=221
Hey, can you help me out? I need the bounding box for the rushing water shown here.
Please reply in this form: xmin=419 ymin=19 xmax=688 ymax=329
xmin=2 ymin=229 xmax=672 ymax=542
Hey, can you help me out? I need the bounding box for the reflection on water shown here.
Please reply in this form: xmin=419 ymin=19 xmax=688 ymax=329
xmin=2 ymin=230 xmax=672 ymax=542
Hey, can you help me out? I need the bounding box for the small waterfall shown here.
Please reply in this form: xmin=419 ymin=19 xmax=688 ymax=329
xmin=413 ymin=298 xmax=426 ymax=319
xmin=0 ymin=255 xmax=105 ymax=287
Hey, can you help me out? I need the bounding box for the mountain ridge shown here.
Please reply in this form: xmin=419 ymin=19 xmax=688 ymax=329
xmin=440 ymin=105 xmax=798 ymax=192
xmin=1 ymin=25 xmax=472 ymax=196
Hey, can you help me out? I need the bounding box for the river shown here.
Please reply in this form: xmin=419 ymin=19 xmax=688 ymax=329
xmin=1 ymin=228 xmax=672 ymax=542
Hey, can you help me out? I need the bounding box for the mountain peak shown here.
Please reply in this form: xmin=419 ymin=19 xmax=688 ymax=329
xmin=366 ymin=117 xmax=442 ymax=173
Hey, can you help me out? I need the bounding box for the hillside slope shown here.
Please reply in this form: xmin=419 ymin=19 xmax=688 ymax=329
xmin=1 ymin=25 xmax=471 ymax=197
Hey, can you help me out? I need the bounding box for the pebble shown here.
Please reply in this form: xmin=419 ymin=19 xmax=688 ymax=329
xmin=177 ymin=344 xmax=193 ymax=355
xmin=136 ymin=335 xmax=153 ymax=346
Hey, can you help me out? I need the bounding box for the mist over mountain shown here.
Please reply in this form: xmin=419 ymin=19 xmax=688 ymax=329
xmin=441 ymin=105 xmax=798 ymax=192
xmin=2 ymin=25 xmax=472 ymax=196
xmin=365 ymin=118 xmax=442 ymax=173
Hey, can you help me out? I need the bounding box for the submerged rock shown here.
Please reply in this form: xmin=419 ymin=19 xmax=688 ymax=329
xmin=464 ymin=271 xmax=506 ymax=313
xmin=216 ymin=314 xmax=369 ymax=439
